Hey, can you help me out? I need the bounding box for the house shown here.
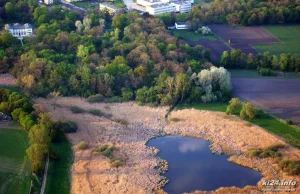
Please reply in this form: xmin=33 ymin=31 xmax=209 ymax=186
xmin=175 ymin=22 xmax=189 ymax=29
xmin=99 ymin=3 xmax=122 ymax=15
xmin=4 ymin=23 xmax=33 ymax=37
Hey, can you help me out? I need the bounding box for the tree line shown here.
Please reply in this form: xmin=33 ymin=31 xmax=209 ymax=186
xmin=0 ymin=88 xmax=76 ymax=172
xmin=219 ymin=49 xmax=300 ymax=76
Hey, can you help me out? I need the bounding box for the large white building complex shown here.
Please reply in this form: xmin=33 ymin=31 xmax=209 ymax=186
xmin=136 ymin=0 xmax=193 ymax=15
xmin=4 ymin=23 xmax=33 ymax=37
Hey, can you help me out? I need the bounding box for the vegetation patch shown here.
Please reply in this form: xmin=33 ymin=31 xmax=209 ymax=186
xmin=94 ymin=145 xmax=122 ymax=168
xmin=54 ymin=120 xmax=77 ymax=133
xmin=168 ymin=117 xmax=181 ymax=122
xmin=69 ymin=106 xmax=86 ymax=114
xmin=77 ymin=141 xmax=88 ymax=150
xmin=88 ymin=108 xmax=112 ymax=118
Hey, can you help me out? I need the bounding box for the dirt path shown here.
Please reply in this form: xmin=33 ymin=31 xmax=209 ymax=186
xmin=0 ymin=121 xmax=22 ymax=130
xmin=36 ymin=97 xmax=300 ymax=194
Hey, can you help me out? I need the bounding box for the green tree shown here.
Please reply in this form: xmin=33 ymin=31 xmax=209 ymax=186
xmin=220 ymin=51 xmax=230 ymax=67
xmin=279 ymin=53 xmax=288 ymax=71
xmin=26 ymin=144 xmax=48 ymax=172
xmin=240 ymin=102 xmax=256 ymax=119
xmin=226 ymin=98 xmax=242 ymax=115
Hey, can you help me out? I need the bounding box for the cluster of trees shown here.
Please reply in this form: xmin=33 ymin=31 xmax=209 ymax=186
xmin=136 ymin=66 xmax=231 ymax=105
xmin=226 ymin=98 xmax=257 ymax=119
xmin=219 ymin=49 xmax=300 ymax=75
xmin=1 ymin=5 xmax=215 ymax=103
xmin=0 ymin=88 xmax=76 ymax=172
xmin=0 ymin=0 xmax=38 ymax=26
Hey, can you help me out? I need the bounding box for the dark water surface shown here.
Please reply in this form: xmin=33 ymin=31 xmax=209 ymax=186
xmin=147 ymin=136 xmax=262 ymax=194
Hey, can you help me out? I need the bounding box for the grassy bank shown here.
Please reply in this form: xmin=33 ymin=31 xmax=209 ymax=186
xmin=45 ymin=132 xmax=73 ymax=194
xmin=0 ymin=128 xmax=31 ymax=194
xmin=177 ymin=102 xmax=300 ymax=147
xmin=252 ymin=25 xmax=300 ymax=57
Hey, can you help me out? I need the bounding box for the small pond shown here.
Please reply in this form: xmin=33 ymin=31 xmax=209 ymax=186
xmin=147 ymin=136 xmax=262 ymax=194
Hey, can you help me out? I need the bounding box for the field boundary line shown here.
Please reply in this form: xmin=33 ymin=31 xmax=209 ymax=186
xmin=40 ymin=154 xmax=49 ymax=194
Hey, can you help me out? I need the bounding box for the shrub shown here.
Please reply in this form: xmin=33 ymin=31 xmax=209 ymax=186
xmin=258 ymin=67 xmax=276 ymax=76
xmin=88 ymin=108 xmax=112 ymax=118
xmin=121 ymin=87 xmax=134 ymax=101
xmin=102 ymin=149 xmax=112 ymax=158
xmin=69 ymin=106 xmax=86 ymax=114
xmin=86 ymin=94 xmax=104 ymax=103
xmin=111 ymin=159 xmax=122 ymax=167
xmin=286 ymin=120 xmax=293 ymax=125
xmin=240 ymin=102 xmax=256 ymax=119
xmin=54 ymin=120 xmax=77 ymax=133
xmin=168 ymin=117 xmax=181 ymax=122
xmin=259 ymin=150 xmax=280 ymax=158
xmin=77 ymin=141 xmax=88 ymax=149
xmin=107 ymin=145 xmax=115 ymax=152
xmin=279 ymin=159 xmax=300 ymax=175
xmin=248 ymin=149 xmax=261 ymax=157
xmin=266 ymin=144 xmax=286 ymax=151
xmin=97 ymin=145 xmax=108 ymax=152
xmin=226 ymin=98 xmax=242 ymax=115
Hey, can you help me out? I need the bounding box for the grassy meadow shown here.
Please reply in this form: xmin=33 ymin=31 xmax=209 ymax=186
xmin=253 ymin=25 xmax=300 ymax=57
xmin=0 ymin=128 xmax=31 ymax=194
xmin=228 ymin=69 xmax=300 ymax=79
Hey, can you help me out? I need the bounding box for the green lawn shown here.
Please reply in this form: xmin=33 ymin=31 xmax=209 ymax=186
xmin=0 ymin=128 xmax=31 ymax=194
xmin=45 ymin=132 xmax=73 ymax=194
xmin=177 ymin=103 xmax=300 ymax=147
xmin=229 ymin=69 xmax=300 ymax=79
xmin=252 ymin=25 xmax=300 ymax=57
xmin=170 ymin=30 xmax=218 ymax=41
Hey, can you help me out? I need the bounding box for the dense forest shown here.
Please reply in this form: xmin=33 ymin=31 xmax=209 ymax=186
xmin=1 ymin=0 xmax=299 ymax=105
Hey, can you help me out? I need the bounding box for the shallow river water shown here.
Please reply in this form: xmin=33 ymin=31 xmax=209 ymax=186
xmin=147 ymin=136 xmax=262 ymax=193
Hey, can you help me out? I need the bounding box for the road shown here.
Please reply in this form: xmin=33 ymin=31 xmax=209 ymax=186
xmin=60 ymin=0 xmax=86 ymax=16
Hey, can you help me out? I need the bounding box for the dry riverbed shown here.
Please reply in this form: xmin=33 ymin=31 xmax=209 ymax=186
xmin=36 ymin=97 xmax=300 ymax=194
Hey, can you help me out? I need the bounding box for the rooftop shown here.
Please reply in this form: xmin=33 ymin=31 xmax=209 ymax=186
xmin=5 ymin=23 xmax=32 ymax=30
xmin=150 ymin=3 xmax=172 ymax=8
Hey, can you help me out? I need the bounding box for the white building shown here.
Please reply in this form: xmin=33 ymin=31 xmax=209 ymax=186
xmin=135 ymin=0 xmax=192 ymax=15
xmin=4 ymin=23 xmax=33 ymax=37
xmin=175 ymin=22 xmax=189 ymax=29
xmin=171 ymin=1 xmax=191 ymax=13
xmin=146 ymin=3 xmax=176 ymax=15
xmin=44 ymin=0 xmax=53 ymax=4
xmin=99 ymin=3 xmax=122 ymax=15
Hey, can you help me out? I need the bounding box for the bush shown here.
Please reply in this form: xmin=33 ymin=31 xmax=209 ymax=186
xmin=286 ymin=120 xmax=293 ymax=125
xmin=107 ymin=145 xmax=115 ymax=152
xmin=77 ymin=141 xmax=88 ymax=149
xmin=115 ymin=118 xmax=128 ymax=126
xmin=258 ymin=67 xmax=276 ymax=76
xmin=259 ymin=150 xmax=280 ymax=158
xmin=168 ymin=117 xmax=181 ymax=122
xmin=102 ymin=149 xmax=112 ymax=158
xmin=226 ymin=98 xmax=242 ymax=115
xmin=97 ymin=145 xmax=108 ymax=152
xmin=54 ymin=120 xmax=77 ymax=133
xmin=240 ymin=102 xmax=256 ymax=119
xmin=111 ymin=159 xmax=122 ymax=167
xmin=248 ymin=149 xmax=261 ymax=157
xmin=279 ymin=159 xmax=300 ymax=175
xmin=88 ymin=109 xmax=112 ymax=118
xmin=266 ymin=144 xmax=286 ymax=151
xmin=86 ymin=94 xmax=104 ymax=103
xmin=69 ymin=106 xmax=86 ymax=114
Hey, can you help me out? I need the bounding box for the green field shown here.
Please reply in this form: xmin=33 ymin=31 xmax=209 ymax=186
xmin=0 ymin=128 xmax=31 ymax=194
xmin=177 ymin=103 xmax=300 ymax=147
xmin=253 ymin=25 xmax=300 ymax=57
xmin=229 ymin=69 xmax=300 ymax=79
xmin=112 ymin=0 xmax=125 ymax=8
xmin=45 ymin=132 xmax=73 ymax=194
xmin=170 ymin=30 xmax=218 ymax=41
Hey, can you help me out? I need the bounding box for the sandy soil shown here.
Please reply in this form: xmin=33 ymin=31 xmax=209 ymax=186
xmin=36 ymin=97 xmax=300 ymax=194
xmin=0 ymin=73 xmax=16 ymax=86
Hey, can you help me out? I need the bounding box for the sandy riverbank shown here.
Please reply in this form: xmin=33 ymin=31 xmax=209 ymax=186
xmin=36 ymin=97 xmax=300 ymax=194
